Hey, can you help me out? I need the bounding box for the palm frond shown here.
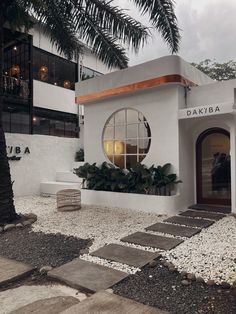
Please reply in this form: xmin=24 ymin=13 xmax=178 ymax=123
xmin=74 ymin=7 xmax=129 ymax=68
xmin=76 ymin=0 xmax=149 ymax=53
xmin=130 ymin=0 xmax=180 ymax=53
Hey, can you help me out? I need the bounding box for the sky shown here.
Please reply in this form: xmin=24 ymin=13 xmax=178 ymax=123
xmin=114 ymin=0 xmax=236 ymax=66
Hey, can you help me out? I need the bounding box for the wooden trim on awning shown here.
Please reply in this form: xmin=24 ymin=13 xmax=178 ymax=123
xmin=75 ymin=74 xmax=196 ymax=105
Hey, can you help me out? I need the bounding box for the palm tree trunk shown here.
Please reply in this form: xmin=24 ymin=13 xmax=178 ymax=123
xmin=0 ymin=11 xmax=18 ymax=223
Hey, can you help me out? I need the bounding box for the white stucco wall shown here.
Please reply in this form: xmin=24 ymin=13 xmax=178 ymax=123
xmin=33 ymin=80 xmax=78 ymax=114
xmin=6 ymin=133 xmax=80 ymax=196
xmin=84 ymin=85 xmax=181 ymax=175
xmin=187 ymin=79 xmax=236 ymax=108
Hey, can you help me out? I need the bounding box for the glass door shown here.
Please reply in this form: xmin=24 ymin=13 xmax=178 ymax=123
xmin=196 ymin=128 xmax=231 ymax=205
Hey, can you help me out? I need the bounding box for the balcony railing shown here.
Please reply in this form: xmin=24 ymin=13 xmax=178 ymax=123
xmin=3 ymin=75 xmax=29 ymax=100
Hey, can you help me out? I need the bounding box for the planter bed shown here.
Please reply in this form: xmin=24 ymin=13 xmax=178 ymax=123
xmin=81 ymin=189 xmax=182 ymax=215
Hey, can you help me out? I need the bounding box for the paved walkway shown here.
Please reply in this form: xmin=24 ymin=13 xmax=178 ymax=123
xmin=48 ymin=209 xmax=226 ymax=293
xmin=60 ymin=290 xmax=168 ymax=314
xmin=0 ymin=256 xmax=34 ymax=287
xmin=0 ymin=208 xmax=227 ymax=313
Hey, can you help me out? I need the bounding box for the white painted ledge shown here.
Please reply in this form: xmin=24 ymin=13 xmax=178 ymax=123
xmin=81 ymin=189 xmax=182 ymax=215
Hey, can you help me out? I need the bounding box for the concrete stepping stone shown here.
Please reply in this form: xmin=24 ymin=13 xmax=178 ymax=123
xmin=48 ymin=258 xmax=128 ymax=293
xmin=164 ymin=216 xmax=214 ymax=228
xmin=179 ymin=210 xmax=226 ymax=221
xmin=146 ymin=222 xmax=200 ymax=238
xmin=91 ymin=244 xmax=160 ymax=268
xmin=61 ymin=290 xmax=168 ymax=314
xmin=121 ymin=232 xmax=183 ymax=250
xmin=189 ymin=204 xmax=231 ymax=214
xmin=0 ymin=256 xmax=34 ymax=286
xmin=10 ymin=296 xmax=79 ymax=314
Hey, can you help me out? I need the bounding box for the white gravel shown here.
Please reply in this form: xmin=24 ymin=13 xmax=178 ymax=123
xmin=15 ymin=196 xmax=166 ymax=254
xmin=80 ymin=254 xmax=140 ymax=274
xmin=163 ymin=216 xmax=236 ymax=284
xmin=15 ymin=196 xmax=236 ymax=284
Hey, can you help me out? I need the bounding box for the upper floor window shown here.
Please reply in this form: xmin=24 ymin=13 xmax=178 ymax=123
xmin=33 ymin=107 xmax=79 ymax=138
xmin=81 ymin=66 xmax=102 ymax=81
xmin=3 ymin=28 xmax=31 ymax=101
xmin=33 ymin=48 xmax=77 ymax=90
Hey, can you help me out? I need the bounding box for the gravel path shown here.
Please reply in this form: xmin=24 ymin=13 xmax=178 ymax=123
xmin=113 ymin=260 xmax=236 ymax=314
xmin=163 ymin=216 xmax=236 ymax=284
xmin=0 ymin=227 xmax=91 ymax=268
xmin=15 ymin=196 xmax=166 ymax=253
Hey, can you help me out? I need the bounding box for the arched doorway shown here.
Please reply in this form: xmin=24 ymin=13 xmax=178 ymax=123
xmin=196 ymin=128 xmax=231 ymax=205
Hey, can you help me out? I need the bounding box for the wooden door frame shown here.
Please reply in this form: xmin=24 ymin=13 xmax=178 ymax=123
xmin=196 ymin=127 xmax=231 ymax=205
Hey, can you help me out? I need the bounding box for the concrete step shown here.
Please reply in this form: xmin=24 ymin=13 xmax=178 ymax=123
xmin=56 ymin=171 xmax=82 ymax=183
xmin=40 ymin=181 xmax=81 ymax=196
xmin=48 ymin=259 xmax=128 ymax=293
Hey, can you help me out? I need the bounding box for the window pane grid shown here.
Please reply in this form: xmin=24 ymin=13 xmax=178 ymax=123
xmin=103 ymin=109 xmax=151 ymax=169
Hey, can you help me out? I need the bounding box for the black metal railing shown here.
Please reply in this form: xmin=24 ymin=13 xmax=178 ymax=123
xmin=3 ymin=75 xmax=29 ymax=99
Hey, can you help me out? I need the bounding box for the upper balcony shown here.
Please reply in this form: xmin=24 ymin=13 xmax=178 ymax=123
xmin=3 ymin=75 xmax=29 ymax=101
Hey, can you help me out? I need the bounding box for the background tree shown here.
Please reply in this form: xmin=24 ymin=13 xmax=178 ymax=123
xmin=0 ymin=0 xmax=180 ymax=223
xmin=192 ymin=59 xmax=236 ymax=81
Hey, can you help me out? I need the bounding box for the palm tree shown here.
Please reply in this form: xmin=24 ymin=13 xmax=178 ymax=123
xmin=0 ymin=0 xmax=180 ymax=223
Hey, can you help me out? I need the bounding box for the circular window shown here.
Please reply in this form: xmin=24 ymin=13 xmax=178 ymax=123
xmin=103 ymin=109 xmax=151 ymax=168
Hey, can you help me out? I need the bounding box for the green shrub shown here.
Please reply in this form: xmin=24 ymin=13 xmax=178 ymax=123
xmin=75 ymin=149 xmax=84 ymax=162
xmin=74 ymin=162 xmax=181 ymax=196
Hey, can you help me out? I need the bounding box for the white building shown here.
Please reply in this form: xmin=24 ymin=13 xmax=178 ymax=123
xmin=3 ymin=25 xmax=111 ymax=196
xmin=76 ymin=55 xmax=235 ymax=214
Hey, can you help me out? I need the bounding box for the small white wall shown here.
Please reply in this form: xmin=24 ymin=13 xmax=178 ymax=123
xmin=82 ymin=190 xmax=181 ymax=215
xmin=187 ymin=79 xmax=236 ymax=108
xmin=33 ymin=80 xmax=78 ymax=114
xmin=82 ymin=49 xmax=113 ymax=75
xmin=6 ymin=133 xmax=81 ymax=196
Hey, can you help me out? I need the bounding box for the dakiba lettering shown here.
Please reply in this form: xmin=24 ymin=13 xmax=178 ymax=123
xmin=187 ymin=106 xmax=220 ymax=117
xmin=7 ymin=146 xmax=30 ymax=161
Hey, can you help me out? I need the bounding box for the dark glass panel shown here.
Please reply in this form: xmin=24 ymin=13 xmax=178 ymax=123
xmin=139 ymin=138 xmax=151 ymax=154
xmin=126 ymin=155 xmax=138 ymax=169
xmin=11 ymin=111 xmax=30 ymax=134
xmin=50 ymin=119 xmax=65 ymax=137
xmin=3 ymin=104 xmax=30 ymax=134
xmin=33 ymin=117 xmax=50 ymax=135
xmin=2 ymin=111 xmax=11 ymax=132
xmin=114 ymin=155 xmax=125 ymax=169
xmin=33 ymin=107 xmax=78 ymax=138
xmin=126 ymin=138 xmax=138 ymax=154
xmin=32 ymin=47 xmax=77 ymax=90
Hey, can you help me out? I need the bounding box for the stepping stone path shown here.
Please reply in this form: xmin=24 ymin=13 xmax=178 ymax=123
xmin=48 ymin=258 xmax=128 ymax=293
xmin=10 ymin=296 xmax=79 ymax=314
xmin=164 ymin=216 xmax=214 ymax=228
xmin=91 ymin=244 xmax=161 ymax=268
xmin=121 ymin=232 xmax=183 ymax=250
xmin=189 ymin=204 xmax=231 ymax=214
xmin=179 ymin=210 xmax=226 ymax=221
xmin=61 ymin=290 xmax=167 ymax=314
xmin=146 ymin=222 xmax=201 ymax=238
xmin=45 ymin=207 xmax=227 ymax=300
xmin=0 ymin=256 xmax=34 ymax=286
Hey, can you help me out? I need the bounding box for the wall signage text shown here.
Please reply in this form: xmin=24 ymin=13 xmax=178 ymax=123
xmin=7 ymin=146 xmax=30 ymax=161
xmin=178 ymin=103 xmax=234 ymax=120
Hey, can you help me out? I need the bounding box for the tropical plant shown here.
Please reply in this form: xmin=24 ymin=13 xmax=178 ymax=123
xmin=75 ymin=162 xmax=181 ymax=195
xmin=0 ymin=0 xmax=180 ymax=223
xmin=75 ymin=148 xmax=84 ymax=162
xmin=153 ymin=163 xmax=181 ymax=195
